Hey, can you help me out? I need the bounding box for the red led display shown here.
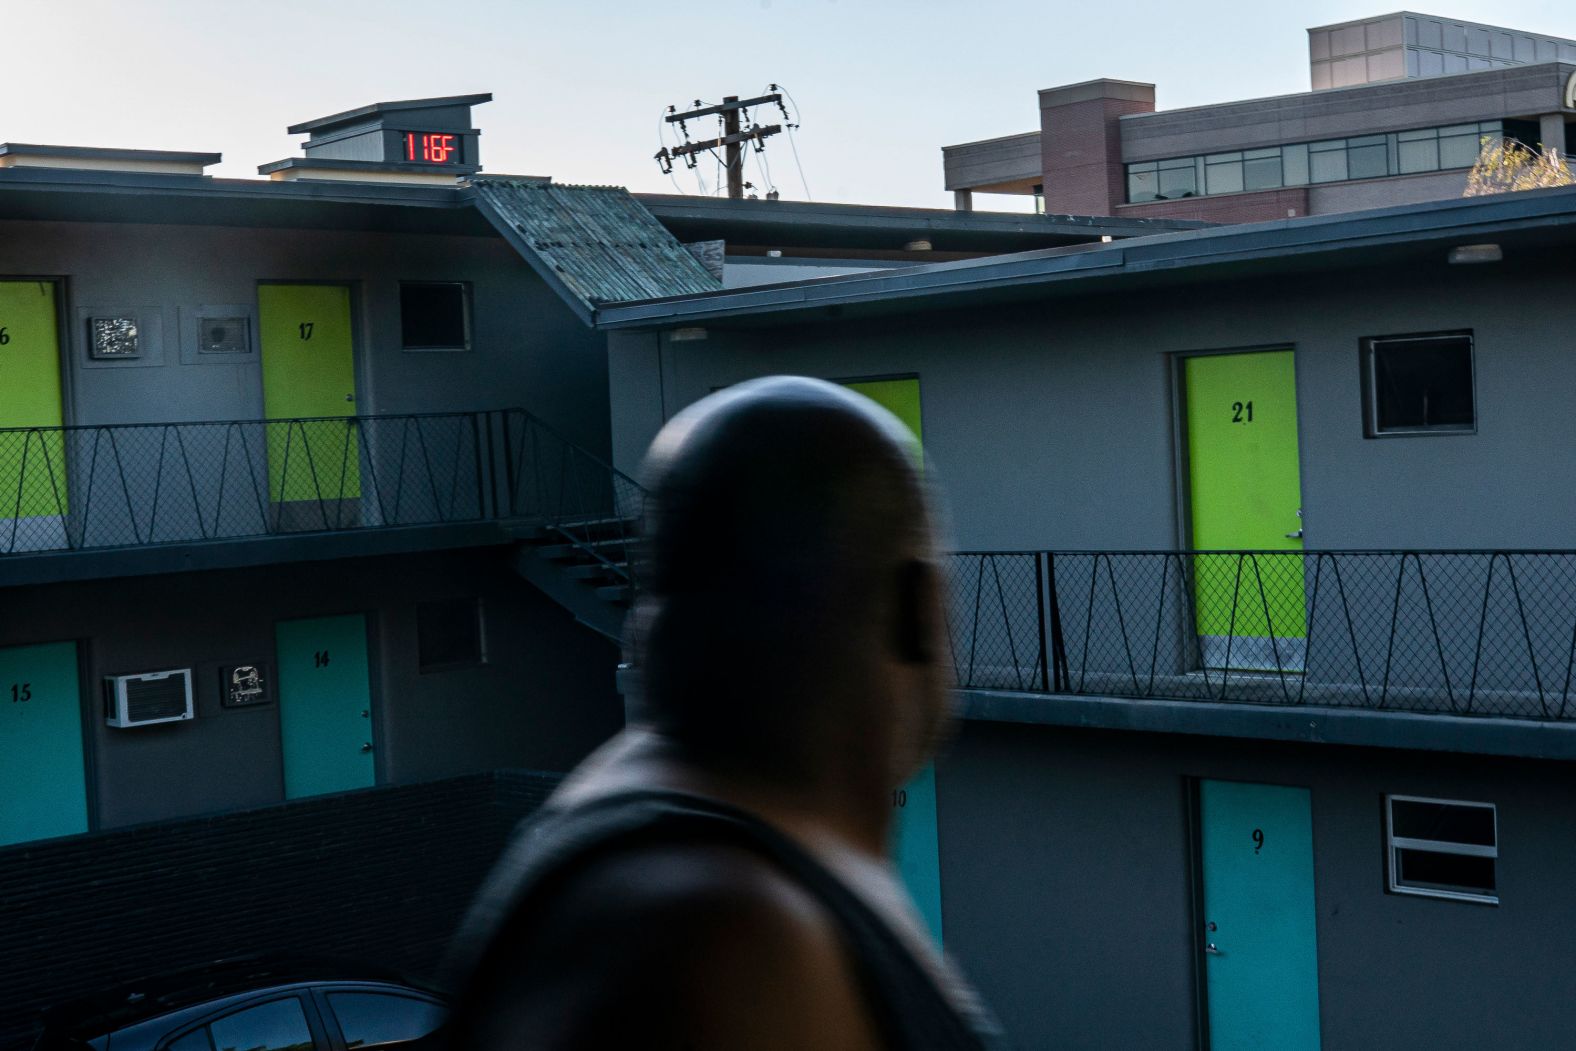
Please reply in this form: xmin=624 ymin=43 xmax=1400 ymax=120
xmin=403 ymin=133 xmax=460 ymax=164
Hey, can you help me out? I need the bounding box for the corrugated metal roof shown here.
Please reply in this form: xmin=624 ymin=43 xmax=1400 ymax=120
xmin=471 ymin=178 xmax=721 ymax=320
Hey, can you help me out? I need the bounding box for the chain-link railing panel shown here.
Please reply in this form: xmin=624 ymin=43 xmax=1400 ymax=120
xmin=0 ymin=413 xmax=491 ymax=555
xmin=944 ymin=553 xmax=1045 ymax=692
xmin=947 ymin=550 xmax=1576 ymax=722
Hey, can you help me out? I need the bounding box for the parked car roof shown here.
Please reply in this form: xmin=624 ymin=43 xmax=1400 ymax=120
xmin=35 ymin=955 xmax=433 ymax=1044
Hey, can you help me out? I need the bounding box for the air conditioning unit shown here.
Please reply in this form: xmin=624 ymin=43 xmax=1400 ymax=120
xmin=104 ymin=669 xmax=195 ymax=728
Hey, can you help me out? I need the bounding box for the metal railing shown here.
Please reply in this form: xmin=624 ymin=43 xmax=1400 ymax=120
xmin=496 ymin=409 xmax=644 ymax=588
xmin=948 ymin=550 xmax=1576 ymax=722
xmin=11 ymin=419 xmax=1568 ymax=726
xmin=0 ymin=409 xmax=640 ymax=559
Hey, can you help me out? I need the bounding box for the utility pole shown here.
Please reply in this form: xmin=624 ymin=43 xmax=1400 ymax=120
xmin=656 ymin=92 xmax=787 ymax=199
xmin=722 ymin=96 xmax=743 ymax=200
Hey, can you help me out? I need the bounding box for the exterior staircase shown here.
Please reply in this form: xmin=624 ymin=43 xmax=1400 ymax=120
xmin=506 ymin=515 xmax=638 ymax=641
xmin=494 ymin=409 xmax=644 ymax=642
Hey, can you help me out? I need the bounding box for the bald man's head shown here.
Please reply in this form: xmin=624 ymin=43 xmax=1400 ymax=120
xmin=630 ymin=376 xmax=948 ymax=785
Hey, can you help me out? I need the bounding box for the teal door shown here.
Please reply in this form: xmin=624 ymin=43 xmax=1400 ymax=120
xmin=0 ymin=641 xmax=88 ymax=846
xmin=890 ymin=762 xmax=943 ymax=945
xmin=276 ymin=614 xmax=375 ymax=799
xmin=1199 ymin=779 xmax=1321 ymax=1051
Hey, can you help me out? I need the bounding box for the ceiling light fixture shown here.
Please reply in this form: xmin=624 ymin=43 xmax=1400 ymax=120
xmin=1448 ymin=243 xmax=1503 ymax=265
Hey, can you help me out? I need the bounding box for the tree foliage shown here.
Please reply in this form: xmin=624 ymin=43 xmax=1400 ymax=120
xmin=1464 ymin=138 xmax=1575 ymax=196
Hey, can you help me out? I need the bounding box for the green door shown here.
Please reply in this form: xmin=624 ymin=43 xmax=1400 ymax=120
xmin=1184 ymin=351 xmax=1306 ymax=671
xmin=276 ymin=613 xmax=375 ymax=799
xmin=1199 ymin=779 xmax=1321 ymax=1051
xmin=0 ymin=282 xmax=68 ymax=546
xmin=258 ymin=285 xmax=361 ymax=517
xmin=0 ymin=641 xmax=88 ymax=846
xmin=844 ymin=377 xmax=944 ymax=944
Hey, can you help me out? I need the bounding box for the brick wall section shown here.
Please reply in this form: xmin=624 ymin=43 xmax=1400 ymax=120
xmin=1039 ymin=81 xmax=1156 ymax=217
xmin=0 ymin=769 xmax=560 ymax=1049
xmin=1115 ymin=187 xmax=1311 ymax=223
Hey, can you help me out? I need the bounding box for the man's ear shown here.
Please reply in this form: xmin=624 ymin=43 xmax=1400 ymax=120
xmin=894 ymin=559 xmax=939 ymax=664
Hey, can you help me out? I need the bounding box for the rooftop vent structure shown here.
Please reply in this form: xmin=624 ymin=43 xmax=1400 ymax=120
xmin=258 ymin=93 xmax=492 ymax=185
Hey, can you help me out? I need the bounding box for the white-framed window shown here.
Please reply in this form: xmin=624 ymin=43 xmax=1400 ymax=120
xmin=1361 ymin=331 xmax=1475 ymax=437
xmin=1386 ymin=795 xmax=1498 ymax=904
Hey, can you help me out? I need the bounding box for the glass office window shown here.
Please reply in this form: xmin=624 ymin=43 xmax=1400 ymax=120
xmin=1157 ymin=158 xmax=1197 ymax=198
xmin=1242 ymin=148 xmax=1282 ymax=190
xmin=1397 ymin=130 xmax=1440 ymax=174
xmin=1439 ymin=124 xmax=1485 ymax=168
xmin=1282 ymin=143 xmax=1309 ymax=186
xmin=1309 ymin=141 xmax=1348 ymax=183
xmin=1128 ymin=163 xmax=1159 ymax=202
xmin=1347 ymin=135 xmax=1389 ymax=180
xmin=1124 ymin=121 xmax=1505 ymax=203
xmin=1204 ymin=152 xmax=1243 ymax=195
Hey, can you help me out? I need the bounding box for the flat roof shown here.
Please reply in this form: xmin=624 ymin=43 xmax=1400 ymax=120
xmin=636 ymin=194 xmax=1208 ymax=254
xmin=594 ymin=185 xmax=1576 ymax=330
xmin=0 ymin=143 xmax=221 ymax=166
xmin=0 ymin=165 xmax=489 ymax=235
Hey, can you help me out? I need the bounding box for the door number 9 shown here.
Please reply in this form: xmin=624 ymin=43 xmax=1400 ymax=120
xmin=1252 ymin=828 xmax=1264 ymax=854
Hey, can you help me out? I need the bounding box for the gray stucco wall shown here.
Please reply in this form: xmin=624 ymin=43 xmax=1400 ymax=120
xmin=938 ymin=721 xmax=1576 ymax=1050
xmin=0 ymin=547 xmax=621 ymax=830
xmin=607 ymin=261 xmax=1576 ymax=550
xmin=0 ymin=218 xmax=611 ymax=458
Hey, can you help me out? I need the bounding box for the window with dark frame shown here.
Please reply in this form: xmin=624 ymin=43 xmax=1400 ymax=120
xmin=400 ymin=281 xmax=471 ymax=351
xmin=417 ymin=597 xmax=485 ymax=672
xmin=1124 ymin=121 xmax=1503 ymax=203
xmin=1386 ymin=795 xmax=1498 ymax=904
xmin=1362 ymin=332 xmax=1475 ymax=436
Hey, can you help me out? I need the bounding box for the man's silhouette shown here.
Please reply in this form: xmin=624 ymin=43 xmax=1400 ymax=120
xmin=446 ymin=376 xmax=1002 ymax=1049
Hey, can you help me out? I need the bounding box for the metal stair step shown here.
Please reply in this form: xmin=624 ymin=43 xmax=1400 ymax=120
xmin=539 ymin=539 xmax=632 ymax=561
xmin=565 ymin=562 xmax=628 ymax=581
xmin=596 ymin=585 xmax=632 ymax=605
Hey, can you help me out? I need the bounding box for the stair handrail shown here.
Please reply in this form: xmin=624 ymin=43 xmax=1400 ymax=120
xmin=498 ymin=407 xmax=646 ymax=590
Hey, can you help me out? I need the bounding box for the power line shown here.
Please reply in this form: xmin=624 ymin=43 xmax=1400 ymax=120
xmin=769 ymin=83 xmax=813 ymax=201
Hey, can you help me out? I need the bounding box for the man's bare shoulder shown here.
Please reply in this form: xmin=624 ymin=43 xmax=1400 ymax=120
xmin=469 ymin=839 xmax=885 ymax=1050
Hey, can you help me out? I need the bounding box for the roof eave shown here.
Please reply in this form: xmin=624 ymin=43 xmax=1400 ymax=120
xmin=595 ymin=187 xmax=1576 ymax=330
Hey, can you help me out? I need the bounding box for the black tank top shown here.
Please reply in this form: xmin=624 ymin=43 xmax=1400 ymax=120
xmin=444 ymin=788 xmax=1006 ymax=1050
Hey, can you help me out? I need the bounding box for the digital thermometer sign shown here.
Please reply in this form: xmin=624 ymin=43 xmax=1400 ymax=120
xmin=404 ymin=132 xmax=460 ymax=164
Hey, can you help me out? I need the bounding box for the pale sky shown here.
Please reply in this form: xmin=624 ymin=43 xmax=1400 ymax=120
xmin=5 ymin=1 xmax=1573 ymax=210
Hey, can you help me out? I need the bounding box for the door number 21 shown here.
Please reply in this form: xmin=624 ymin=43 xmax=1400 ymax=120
xmin=1231 ymin=400 xmax=1255 ymax=424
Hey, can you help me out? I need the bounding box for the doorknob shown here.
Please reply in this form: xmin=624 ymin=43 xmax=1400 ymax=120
xmin=1205 ymin=943 xmax=1223 ymax=956
xmin=344 ymin=394 xmax=355 ymax=403
xmin=1285 ymin=529 xmax=1304 ymax=539
xmin=360 ymin=742 xmax=373 ymax=753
